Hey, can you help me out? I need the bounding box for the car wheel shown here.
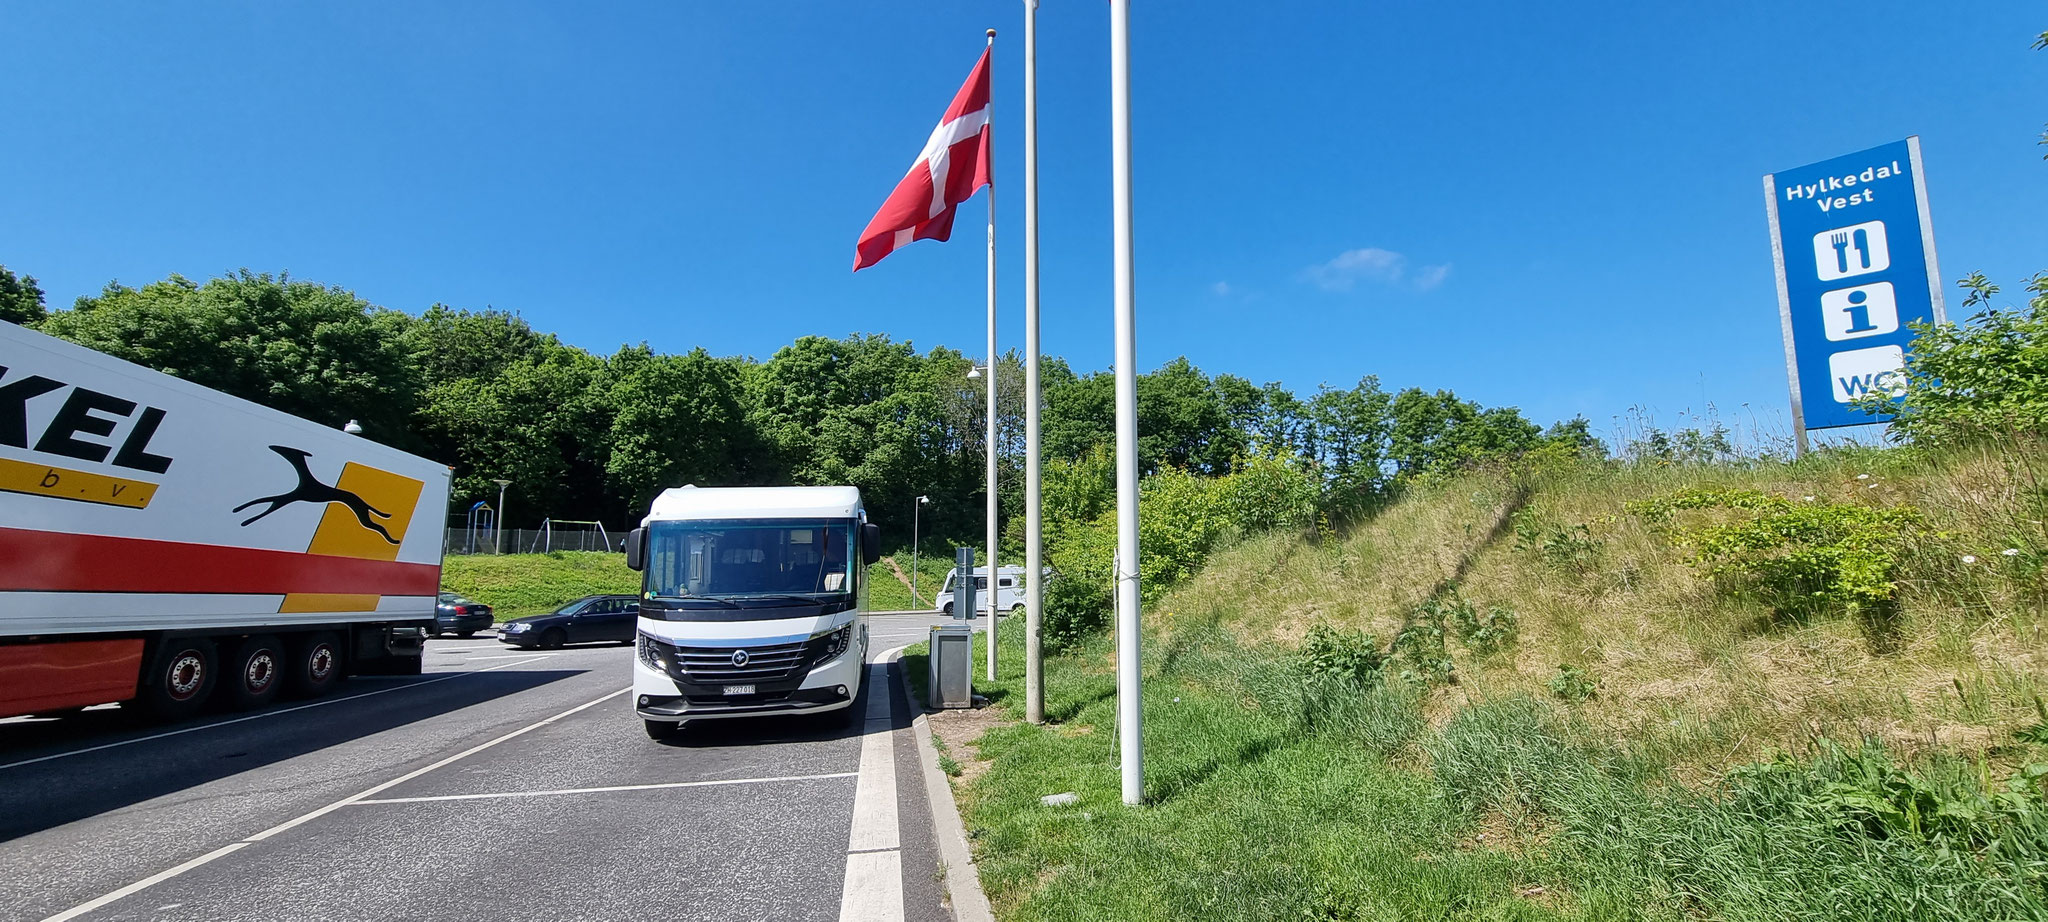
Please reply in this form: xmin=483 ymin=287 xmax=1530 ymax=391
xmin=139 ymin=638 xmax=217 ymax=720
xmin=287 ymin=632 xmax=343 ymax=698
xmin=540 ymin=628 xmax=567 ymax=650
xmin=941 ymin=603 xmax=952 ymax=618
xmin=644 ymin=718 xmax=682 ymax=742
xmin=222 ymin=635 xmax=286 ymax=710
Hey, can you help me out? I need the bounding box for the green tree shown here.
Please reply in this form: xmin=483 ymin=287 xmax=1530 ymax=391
xmin=1878 ymin=272 xmax=2048 ymax=444
xmin=603 ymin=347 xmax=754 ymax=513
xmin=39 ymin=271 xmax=420 ymax=445
xmin=0 ymin=266 xmax=46 ymax=326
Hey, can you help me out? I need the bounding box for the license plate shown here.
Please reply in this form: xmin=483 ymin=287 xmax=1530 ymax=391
xmin=721 ymin=684 xmax=756 ymax=696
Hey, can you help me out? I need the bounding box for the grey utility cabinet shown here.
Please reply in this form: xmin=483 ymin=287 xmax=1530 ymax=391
xmin=927 ymin=624 xmax=974 ymax=709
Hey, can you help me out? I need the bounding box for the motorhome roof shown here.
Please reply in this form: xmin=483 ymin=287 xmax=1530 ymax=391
xmin=644 ymin=485 xmax=861 ymax=523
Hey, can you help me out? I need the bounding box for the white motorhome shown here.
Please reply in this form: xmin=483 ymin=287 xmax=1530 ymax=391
xmin=623 ymin=485 xmax=878 ymax=740
xmin=934 ymin=565 xmax=1026 ymax=618
xmin=0 ymin=321 xmax=451 ymax=722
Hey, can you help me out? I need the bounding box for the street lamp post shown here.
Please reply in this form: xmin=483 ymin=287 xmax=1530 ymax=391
xmin=912 ymin=495 xmax=931 ymax=607
xmin=493 ymin=479 xmax=511 ymax=555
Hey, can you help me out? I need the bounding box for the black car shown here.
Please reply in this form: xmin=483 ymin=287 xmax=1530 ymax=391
xmin=498 ymin=595 xmax=639 ymax=648
xmin=433 ymin=592 xmax=495 ymax=637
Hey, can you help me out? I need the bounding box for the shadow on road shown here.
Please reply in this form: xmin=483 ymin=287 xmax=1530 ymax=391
xmin=0 ymin=668 xmax=584 ymax=843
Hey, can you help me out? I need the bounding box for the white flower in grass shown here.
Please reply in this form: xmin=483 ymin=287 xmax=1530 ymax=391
xmin=1803 ymin=495 xmax=1816 ymax=502
xmin=1963 ymin=555 xmax=1978 ymax=564
xmin=2005 ymin=548 xmax=2024 ymax=557
xmin=1857 ymin=473 xmax=1871 ymax=480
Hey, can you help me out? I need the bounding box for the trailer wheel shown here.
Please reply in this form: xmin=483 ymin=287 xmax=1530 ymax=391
xmin=222 ymin=635 xmax=286 ymax=710
xmin=140 ymin=638 xmax=217 ymax=720
xmin=287 ymin=632 xmax=343 ymax=698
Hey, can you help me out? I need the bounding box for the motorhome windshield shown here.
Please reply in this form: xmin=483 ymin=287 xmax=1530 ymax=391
xmin=644 ymin=518 xmax=855 ymax=607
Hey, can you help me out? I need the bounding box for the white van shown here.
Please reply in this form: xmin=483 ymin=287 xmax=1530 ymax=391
xmin=623 ymin=485 xmax=878 ymax=740
xmin=934 ymin=565 xmax=1027 ymax=618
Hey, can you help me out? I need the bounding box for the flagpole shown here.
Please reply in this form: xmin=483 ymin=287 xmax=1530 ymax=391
xmin=983 ymin=27 xmax=1000 ymax=683
xmin=1109 ymin=0 xmax=1144 ymax=806
xmin=1021 ymin=0 xmax=1044 ymax=725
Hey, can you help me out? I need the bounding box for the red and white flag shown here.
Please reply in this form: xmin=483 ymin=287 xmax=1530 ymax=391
xmin=853 ymin=49 xmax=992 ymax=271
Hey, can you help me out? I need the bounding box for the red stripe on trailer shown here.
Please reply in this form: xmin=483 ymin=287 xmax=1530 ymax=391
xmin=0 ymin=527 xmax=439 ymax=595
xmin=0 ymin=639 xmax=145 ymax=716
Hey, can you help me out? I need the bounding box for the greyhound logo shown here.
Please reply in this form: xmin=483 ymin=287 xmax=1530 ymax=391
xmin=234 ymin=445 xmax=400 ymax=545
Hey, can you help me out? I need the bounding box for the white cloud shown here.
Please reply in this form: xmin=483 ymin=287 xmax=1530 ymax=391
xmin=1211 ymin=281 xmax=1232 ymax=296
xmin=1304 ymin=247 xmax=1450 ymax=293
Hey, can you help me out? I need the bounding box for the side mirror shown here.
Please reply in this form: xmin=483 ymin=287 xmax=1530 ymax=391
xmin=861 ymin=523 xmax=882 ymax=566
xmin=625 ymin=527 xmax=646 ymax=572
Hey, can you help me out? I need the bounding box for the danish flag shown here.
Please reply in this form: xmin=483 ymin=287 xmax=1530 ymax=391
xmin=853 ymin=49 xmax=992 ymax=271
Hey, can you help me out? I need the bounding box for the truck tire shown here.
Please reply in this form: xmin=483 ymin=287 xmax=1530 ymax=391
xmin=140 ymin=638 xmax=217 ymax=720
xmin=222 ymin=635 xmax=286 ymax=710
xmin=287 ymin=632 xmax=343 ymax=698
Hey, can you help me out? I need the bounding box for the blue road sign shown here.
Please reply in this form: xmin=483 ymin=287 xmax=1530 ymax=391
xmin=1765 ymin=138 xmax=1945 ymax=437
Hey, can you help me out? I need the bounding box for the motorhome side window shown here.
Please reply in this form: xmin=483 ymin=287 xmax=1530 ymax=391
xmin=645 ymin=519 xmax=855 ymax=598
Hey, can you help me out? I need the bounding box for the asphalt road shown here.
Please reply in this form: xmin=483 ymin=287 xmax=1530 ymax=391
xmin=0 ymin=613 xmax=961 ymax=922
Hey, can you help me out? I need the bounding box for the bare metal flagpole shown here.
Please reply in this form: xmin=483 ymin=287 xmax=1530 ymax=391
xmin=984 ymin=28 xmax=1001 ymax=683
xmin=1022 ymin=0 xmax=1044 ymax=724
xmin=1109 ymin=0 xmax=1143 ymax=805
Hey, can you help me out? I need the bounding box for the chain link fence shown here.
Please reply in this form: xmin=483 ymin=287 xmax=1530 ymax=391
xmin=442 ymin=527 xmax=620 ymax=556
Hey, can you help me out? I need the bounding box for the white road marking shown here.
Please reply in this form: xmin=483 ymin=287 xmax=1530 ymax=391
xmin=838 ymin=645 xmax=909 ymax=922
xmin=838 ymin=851 xmax=905 ymax=922
xmin=0 ymin=655 xmax=548 ymax=773
xmin=461 ymin=652 xmax=562 ymax=660
xmin=38 ymin=686 xmax=630 ymax=922
xmin=352 ymin=771 xmax=857 ymax=805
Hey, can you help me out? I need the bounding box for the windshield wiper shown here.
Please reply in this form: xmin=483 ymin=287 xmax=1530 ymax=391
xmin=737 ymin=594 xmax=834 ymax=606
xmin=662 ymin=595 xmax=743 ymax=609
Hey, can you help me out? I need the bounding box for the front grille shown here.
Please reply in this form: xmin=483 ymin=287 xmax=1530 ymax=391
xmin=640 ymin=625 xmax=851 ymax=688
xmin=674 ymin=639 xmax=811 ymax=683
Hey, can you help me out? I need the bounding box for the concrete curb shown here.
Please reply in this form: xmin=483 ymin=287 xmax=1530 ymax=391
xmin=886 ymin=647 xmax=995 ymax=922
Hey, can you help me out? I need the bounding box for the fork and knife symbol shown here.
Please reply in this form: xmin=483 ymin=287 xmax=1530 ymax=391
xmin=1829 ymin=229 xmax=1872 ymax=274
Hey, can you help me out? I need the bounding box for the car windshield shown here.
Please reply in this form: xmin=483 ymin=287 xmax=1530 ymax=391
xmin=552 ymin=599 xmax=587 ymax=614
xmin=644 ymin=518 xmax=855 ymax=604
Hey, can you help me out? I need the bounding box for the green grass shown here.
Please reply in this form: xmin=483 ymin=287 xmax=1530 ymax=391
xmin=440 ymin=551 xmax=640 ymax=620
xmin=867 ymin=561 xmax=919 ymax=612
xmin=932 ymin=617 xmax=2048 ymax=921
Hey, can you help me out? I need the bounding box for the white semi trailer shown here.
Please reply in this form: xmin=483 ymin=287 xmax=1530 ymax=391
xmin=0 ymin=321 xmax=451 ymax=721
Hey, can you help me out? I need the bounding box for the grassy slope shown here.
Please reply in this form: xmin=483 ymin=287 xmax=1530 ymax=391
xmin=440 ymin=551 xmax=640 ymax=620
xmin=929 ymin=446 xmax=2048 ymax=921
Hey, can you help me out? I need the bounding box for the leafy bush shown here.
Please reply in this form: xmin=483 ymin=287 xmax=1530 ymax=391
xmin=1512 ymin=509 xmax=1603 ymax=574
xmin=1297 ymin=623 xmax=1385 ymax=687
xmin=1877 ymin=272 xmax=2048 ymax=445
xmin=1042 ymin=566 xmax=1111 ymax=653
xmin=1391 ymin=605 xmax=1455 ymax=686
xmin=1630 ymin=488 xmax=1924 ymax=621
xmin=1214 ymin=452 xmax=1321 ymax=535
xmin=1437 ymin=595 xmax=1520 ymax=656
xmin=1549 ymin=664 xmax=1597 ymax=701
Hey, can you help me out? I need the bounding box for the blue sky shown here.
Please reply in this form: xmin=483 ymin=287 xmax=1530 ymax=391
xmin=4 ymin=1 xmax=2044 ymax=446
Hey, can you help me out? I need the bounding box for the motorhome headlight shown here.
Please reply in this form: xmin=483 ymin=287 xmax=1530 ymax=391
xmin=637 ymin=634 xmax=666 ymax=671
xmin=814 ymin=624 xmax=853 ymax=661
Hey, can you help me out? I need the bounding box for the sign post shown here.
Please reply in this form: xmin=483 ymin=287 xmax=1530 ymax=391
xmin=1764 ymin=137 xmax=1945 ymax=454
